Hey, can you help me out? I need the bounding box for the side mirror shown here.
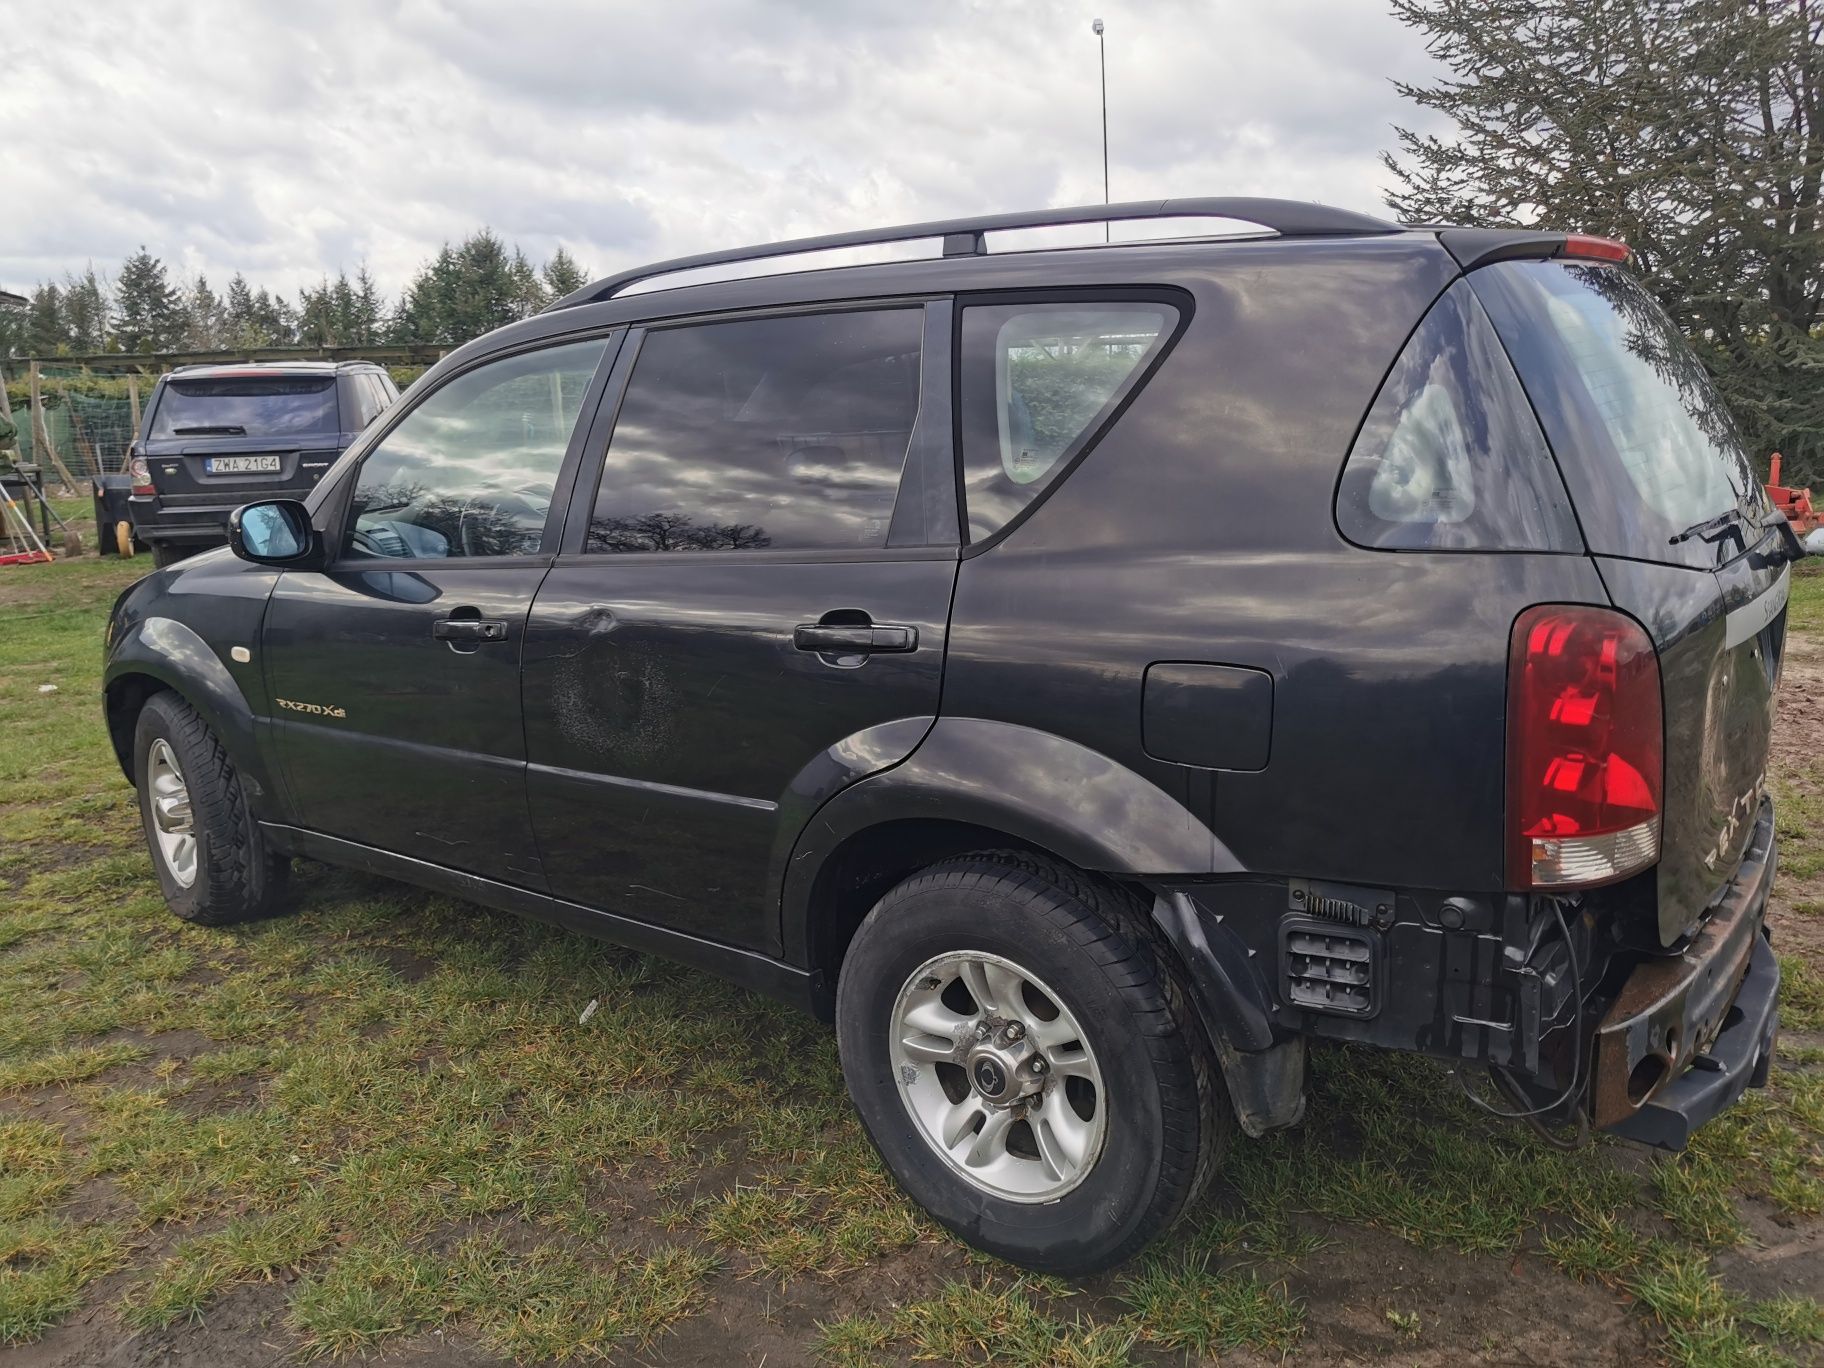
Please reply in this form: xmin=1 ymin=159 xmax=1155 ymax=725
xmin=229 ymin=500 xmax=320 ymax=568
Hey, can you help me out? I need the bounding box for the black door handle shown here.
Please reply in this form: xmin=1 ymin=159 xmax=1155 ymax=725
xmin=432 ymin=617 xmax=509 ymax=642
xmin=793 ymin=622 xmax=917 ymax=654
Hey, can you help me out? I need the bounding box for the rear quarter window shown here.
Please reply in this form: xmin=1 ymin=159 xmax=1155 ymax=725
xmin=1335 ymin=279 xmax=1580 ymax=553
xmin=957 ymin=300 xmax=1178 ymax=542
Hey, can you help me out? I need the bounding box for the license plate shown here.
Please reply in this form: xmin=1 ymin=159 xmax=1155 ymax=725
xmin=205 ymin=455 xmax=281 ymax=474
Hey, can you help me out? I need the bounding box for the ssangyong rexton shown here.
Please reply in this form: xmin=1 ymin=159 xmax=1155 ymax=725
xmin=102 ymin=199 xmax=1804 ymax=1272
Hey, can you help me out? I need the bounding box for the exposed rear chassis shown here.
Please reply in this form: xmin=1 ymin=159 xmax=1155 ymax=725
xmin=1592 ymin=798 xmax=1779 ymax=1149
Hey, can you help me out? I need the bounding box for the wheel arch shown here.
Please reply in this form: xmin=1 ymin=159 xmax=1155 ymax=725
xmin=783 ymin=718 xmax=1304 ymax=1134
xmin=782 ymin=716 xmax=1241 ymax=1010
xmin=104 ymin=672 xmax=171 ymax=781
xmin=797 ymin=816 xmax=1068 ymax=1018
xmin=104 ymin=617 xmax=279 ymax=816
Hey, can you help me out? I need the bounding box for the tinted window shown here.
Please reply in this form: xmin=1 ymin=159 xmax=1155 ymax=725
xmin=151 ymin=377 xmax=339 ymax=439
xmin=958 ymin=302 xmax=1173 ymax=541
xmin=344 ymin=376 xmax=374 ymax=429
xmin=344 ymin=337 xmax=607 ymax=560
xmin=1336 ymin=280 xmax=1579 ymax=552
xmin=1473 ymin=260 xmax=1760 ymax=567
xmin=586 ymin=309 xmax=921 ymax=553
xmin=362 ymin=375 xmax=393 ymax=426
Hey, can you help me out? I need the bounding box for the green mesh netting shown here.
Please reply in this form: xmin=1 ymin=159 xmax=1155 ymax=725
xmin=3 ymin=367 xmax=145 ymax=479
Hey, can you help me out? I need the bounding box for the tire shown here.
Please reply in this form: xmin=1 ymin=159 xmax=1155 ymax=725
xmin=835 ymin=850 xmax=1225 ymax=1274
xmin=134 ymin=691 xmax=290 ymax=925
xmin=115 ymin=520 xmax=134 ymax=558
xmin=150 ymin=542 xmax=193 ymax=569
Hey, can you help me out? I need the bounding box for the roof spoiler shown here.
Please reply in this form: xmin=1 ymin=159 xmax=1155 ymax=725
xmin=1436 ymin=227 xmax=1632 ymax=271
xmin=549 ymin=197 xmax=1404 ymax=310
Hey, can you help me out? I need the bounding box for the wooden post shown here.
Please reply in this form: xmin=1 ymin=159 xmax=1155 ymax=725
xmin=27 ymin=363 xmax=80 ymax=493
xmin=0 ymin=363 xmax=14 ymax=429
xmin=27 ymin=361 xmax=46 ymax=466
xmin=127 ymin=374 xmax=141 ymax=438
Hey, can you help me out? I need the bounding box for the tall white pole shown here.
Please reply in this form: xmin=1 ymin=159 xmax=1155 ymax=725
xmin=1094 ymin=18 xmax=1109 ymax=241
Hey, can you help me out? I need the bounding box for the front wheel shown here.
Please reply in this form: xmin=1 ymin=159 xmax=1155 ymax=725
xmin=134 ymin=692 xmax=289 ymax=925
xmin=835 ymin=851 xmax=1225 ymax=1274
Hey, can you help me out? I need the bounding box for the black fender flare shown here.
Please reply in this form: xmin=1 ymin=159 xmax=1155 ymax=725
xmin=778 ymin=716 xmax=1238 ymax=960
xmin=103 ymin=616 xmax=279 ymax=814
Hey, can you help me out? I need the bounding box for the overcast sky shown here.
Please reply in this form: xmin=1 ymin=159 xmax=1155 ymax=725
xmin=0 ymin=0 xmax=1446 ymax=300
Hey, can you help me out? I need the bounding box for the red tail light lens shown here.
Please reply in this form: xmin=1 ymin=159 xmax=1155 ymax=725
xmin=128 ymin=455 xmax=155 ymax=496
xmin=1508 ymin=605 xmax=1663 ymax=889
xmin=1561 ymin=234 xmax=1631 ymax=263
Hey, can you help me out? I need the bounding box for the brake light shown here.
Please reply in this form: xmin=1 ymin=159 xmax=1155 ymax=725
xmin=1561 ymin=234 xmax=1631 ymax=263
xmin=1508 ymin=605 xmax=1663 ymax=888
xmin=128 ymin=455 xmax=155 ymax=496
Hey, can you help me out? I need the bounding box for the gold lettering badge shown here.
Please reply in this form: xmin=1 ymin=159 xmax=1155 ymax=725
xmin=275 ymin=698 xmax=348 ymax=720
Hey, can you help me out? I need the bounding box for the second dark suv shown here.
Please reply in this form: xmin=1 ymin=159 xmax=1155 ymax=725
xmin=103 ymin=199 xmax=1804 ymax=1274
xmin=127 ymin=361 xmax=398 ymax=566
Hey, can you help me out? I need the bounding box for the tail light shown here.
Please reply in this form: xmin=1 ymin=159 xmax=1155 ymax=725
xmin=1508 ymin=605 xmax=1663 ymax=888
xmin=128 ymin=453 xmax=155 ymax=496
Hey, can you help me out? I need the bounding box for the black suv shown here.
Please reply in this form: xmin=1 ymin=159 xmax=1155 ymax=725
xmin=103 ymin=199 xmax=1804 ymax=1274
xmin=127 ymin=361 xmax=398 ymax=567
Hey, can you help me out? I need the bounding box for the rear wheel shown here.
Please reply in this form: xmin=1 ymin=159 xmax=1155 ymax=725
xmin=835 ymin=851 xmax=1225 ymax=1274
xmin=134 ymin=692 xmax=289 ymax=925
xmin=151 ymin=542 xmax=194 ymax=569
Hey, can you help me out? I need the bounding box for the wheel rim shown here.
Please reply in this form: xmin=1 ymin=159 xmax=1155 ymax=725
xmin=145 ymin=739 xmax=197 ymax=888
xmin=888 ymin=951 xmax=1107 ymax=1203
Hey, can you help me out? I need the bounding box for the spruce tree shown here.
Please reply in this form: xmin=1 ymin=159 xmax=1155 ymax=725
xmin=63 ymin=268 xmax=110 ymax=353
xmin=26 ymin=283 xmax=66 ymax=355
xmin=183 ymin=275 xmax=227 ymax=350
xmin=1383 ymin=0 xmax=1824 ymax=485
xmin=113 ymin=248 xmax=184 ymax=353
xmin=542 ymin=246 xmax=587 ymax=300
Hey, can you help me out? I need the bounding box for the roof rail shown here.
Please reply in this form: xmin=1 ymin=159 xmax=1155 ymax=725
xmin=549 ymin=197 xmax=1403 ymax=310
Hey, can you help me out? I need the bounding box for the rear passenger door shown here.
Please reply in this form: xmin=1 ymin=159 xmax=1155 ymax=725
xmin=521 ymin=302 xmax=959 ymax=955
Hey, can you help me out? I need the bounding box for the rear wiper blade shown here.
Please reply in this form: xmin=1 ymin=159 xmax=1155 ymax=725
xmin=1669 ymin=506 xmax=1749 ymax=546
xmin=173 ymin=425 xmax=247 ymax=436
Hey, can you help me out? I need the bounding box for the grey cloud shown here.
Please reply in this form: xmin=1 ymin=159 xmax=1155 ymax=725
xmin=0 ymin=0 xmax=1442 ymax=299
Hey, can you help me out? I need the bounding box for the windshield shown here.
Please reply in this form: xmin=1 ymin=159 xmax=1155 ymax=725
xmin=1471 ymin=260 xmax=1760 ymax=567
xmin=151 ymin=377 xmax=339 ymax=439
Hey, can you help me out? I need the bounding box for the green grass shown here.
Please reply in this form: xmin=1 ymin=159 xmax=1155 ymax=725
xmin=1787 ymin=558 xmax=1823 ymax=635
xmin=0 ymin=550 xmax=1821 ymax=1363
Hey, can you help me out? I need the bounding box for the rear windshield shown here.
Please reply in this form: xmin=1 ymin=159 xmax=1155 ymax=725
xmin=151 ymin=378 xmax=339 ymax=440
xmin=1471 ymin=260 xmax=1760 ymax=568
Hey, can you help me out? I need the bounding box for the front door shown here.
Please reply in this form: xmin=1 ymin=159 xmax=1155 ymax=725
xmin=263 ymin=334 xmax=617 ymax=886
xmin=521 ymin=303 xmax=960 ymax=953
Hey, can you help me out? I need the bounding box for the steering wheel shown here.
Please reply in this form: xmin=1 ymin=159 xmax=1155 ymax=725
xmin=349 ymin=525 xmax=412 ymax=559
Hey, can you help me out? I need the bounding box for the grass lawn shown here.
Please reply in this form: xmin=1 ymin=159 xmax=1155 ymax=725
xmin=0 ymin=552 xmax=1820 ymax=1366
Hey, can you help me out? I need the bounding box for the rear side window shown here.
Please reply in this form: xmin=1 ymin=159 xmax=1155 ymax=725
xmin=151 ymin=377 xmax=339 ymax=440
xmin=344 ymin=376 xmax=377 ymax=429
xmin=958 ymin=301 xmax=1174 ymax=541
xmin=350 ymin=375 xmax=380 ymax=427
xmin=1336 ymin=280 xmax=1579 ymax=552
xmin=586 ymin=308 xmax=922 ymax=553
xmin=1472 ymin=260 xmax=1759 ymax=567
